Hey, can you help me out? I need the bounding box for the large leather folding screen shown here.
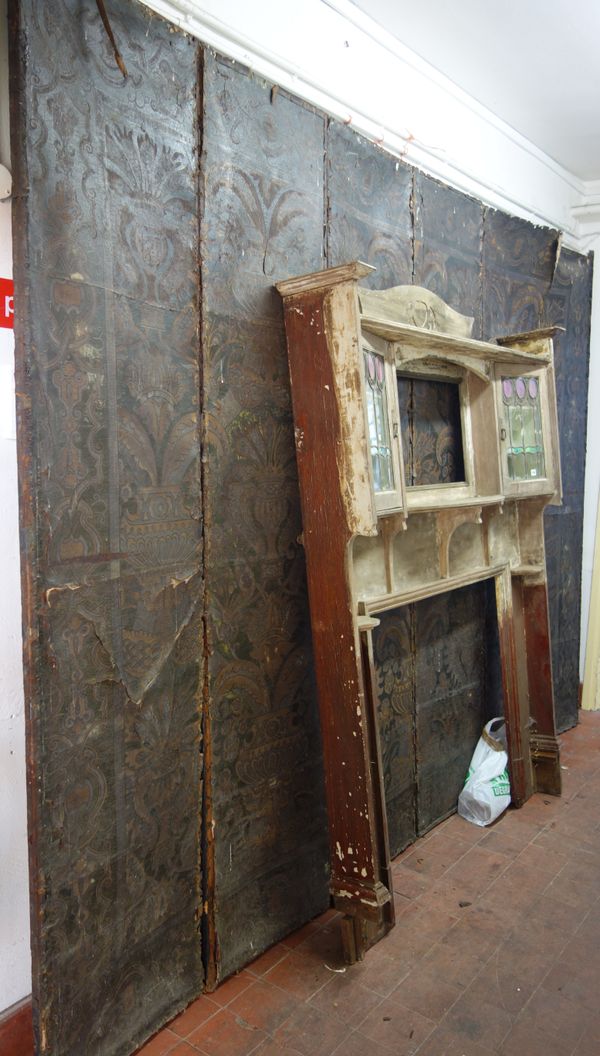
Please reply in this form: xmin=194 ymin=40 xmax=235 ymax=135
xmin=9 ymin=1 xmax=592 ymax=1054
xmin=10 ymin=3 xmax=204 ymax=1053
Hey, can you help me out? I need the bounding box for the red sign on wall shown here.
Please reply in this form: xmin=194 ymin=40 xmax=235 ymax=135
xmin=0 ymin=279 xmax=14 ymax=329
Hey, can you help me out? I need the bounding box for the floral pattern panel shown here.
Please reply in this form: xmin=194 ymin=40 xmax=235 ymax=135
xmin=543 ymin=248 xmax=593 ymax=731
xmin=201 ymin=55 xmax=329 ymax=980
xmin=413 ymin=174 xmax=484 ymax=339
xmin=372 ymin=606 xmax=417 ymax=857
xmin=327 ymin=123 xmax=413 ymax=288
xmin=415 ymin=585 xmax=490 ymax=832
xmin=483 ymin=212 xmax=593 ymax=731
xmin=397 ymin=376 xmax=466 ymax=486
xmin=373 ymin=584 xmax=494 ymax=853
xmin=11 ymin=3 xmax=203 ymax=1054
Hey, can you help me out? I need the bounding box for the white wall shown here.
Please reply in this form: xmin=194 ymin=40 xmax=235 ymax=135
xmin=0 ymin=0 xmax=598 ymax=1018
xmin=0 ymin=0 xmax=31 ymax=1016
xmin=0 ymin=194 xmax=31 ymax=1012
xmin=580 ymin=226 xmax=600 ymax=673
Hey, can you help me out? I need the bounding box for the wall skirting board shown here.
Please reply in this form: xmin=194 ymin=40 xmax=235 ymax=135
xmin=0 ymin=998 xmax=33 ymax=1056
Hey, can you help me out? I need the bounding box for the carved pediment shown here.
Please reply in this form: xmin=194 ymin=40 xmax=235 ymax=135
xmin=359 ymin=285 xmax=474 ymax=338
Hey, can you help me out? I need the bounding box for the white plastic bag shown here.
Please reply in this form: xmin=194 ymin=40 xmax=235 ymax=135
xmin=457 ymin=718 xmax=511 ymax=827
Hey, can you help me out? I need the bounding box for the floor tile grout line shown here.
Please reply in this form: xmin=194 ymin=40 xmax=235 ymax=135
xmin=404 ymin=818 xmax=579 ymax=1051
xmin=400 ymin=788 xmax=571 ymax=897
xmin=243 ymin=816 xmax=580 ymax=1048
xmin=413 ymin=782 xmax=599 ymax=1053
xmin=140 ymin=718 xmax=600 ymax=1056
xmin=206 ymin=942 xmax=392 ymax=1048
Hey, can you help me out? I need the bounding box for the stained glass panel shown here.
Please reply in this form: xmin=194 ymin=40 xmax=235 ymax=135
xmin=502 ymin=375 xmax=545 ymax=481
xmin=364 ymin=350 xmax=394 ymax=492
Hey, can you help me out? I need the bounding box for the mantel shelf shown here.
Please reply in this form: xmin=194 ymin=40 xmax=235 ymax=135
xmin=358 ymin=564 xmax=507 ymax=616
xmin=403 ymin=493 xmax=505 ymax=515
xmin=361 ymin=314 xmax=552 ymax=368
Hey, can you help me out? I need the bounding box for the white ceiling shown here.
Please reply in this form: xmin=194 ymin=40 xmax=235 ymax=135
xmin=352 ymin=0 xmax=600 ymax=182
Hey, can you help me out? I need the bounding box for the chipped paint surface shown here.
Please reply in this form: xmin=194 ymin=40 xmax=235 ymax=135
xmin=281 ymin=283 xmax=392 ymax=960
xmin=323 ymin=284 xmax=377 ymax=538
xmin=278 ymin=231 xmax=581 ymax=960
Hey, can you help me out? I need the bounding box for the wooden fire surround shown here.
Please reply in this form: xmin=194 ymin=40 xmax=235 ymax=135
xmin=276 ymin=262 xmax=563 ymax=963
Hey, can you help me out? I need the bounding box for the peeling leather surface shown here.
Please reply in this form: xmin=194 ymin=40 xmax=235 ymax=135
xmin=11 ymin=2 xmax=204 ymax=1054
xmin=202 ymin=54 xmax=330 ymax=980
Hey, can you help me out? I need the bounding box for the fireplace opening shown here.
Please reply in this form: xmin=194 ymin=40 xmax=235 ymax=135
xmin=372 ymin=579 xmax=503 ymax=857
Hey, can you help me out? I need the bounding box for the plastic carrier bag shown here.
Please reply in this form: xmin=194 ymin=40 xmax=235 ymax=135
xmin=457 ymin=718 xmax=511 ymax=827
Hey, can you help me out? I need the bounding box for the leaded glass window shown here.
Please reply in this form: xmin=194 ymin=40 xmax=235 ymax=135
xmin=364 ymin=349 xmax=394 ymax=493
xmin=501 ymin=375 xmax=545 ymax=481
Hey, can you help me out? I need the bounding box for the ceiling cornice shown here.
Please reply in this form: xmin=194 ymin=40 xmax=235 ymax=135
xmin=573 ymin=181 xmax=600 ymax=224
xmin=140 ymin=0 xmax=591 ymax=251
xmin=571 ymin=182 xmax=600 ymax=251
xmin=323 ymin=0 xmax=585 ymax=195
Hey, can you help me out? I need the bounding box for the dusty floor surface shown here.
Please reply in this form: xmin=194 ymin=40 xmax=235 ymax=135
xmin=138 ymin=711 xmax=600 ymax=1056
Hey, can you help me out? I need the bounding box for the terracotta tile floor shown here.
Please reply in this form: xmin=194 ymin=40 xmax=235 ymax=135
xmin=137 ymin=711 xmax=600 ymax=1056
